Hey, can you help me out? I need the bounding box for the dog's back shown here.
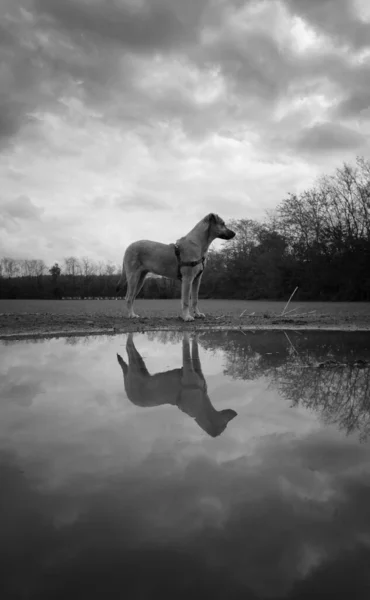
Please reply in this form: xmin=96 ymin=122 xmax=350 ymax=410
xmin=124 ymin=240 xmax=178 ymax=279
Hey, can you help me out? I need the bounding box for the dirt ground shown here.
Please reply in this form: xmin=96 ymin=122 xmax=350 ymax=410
xmin=1 ymin=298 xmax=370 ymax=339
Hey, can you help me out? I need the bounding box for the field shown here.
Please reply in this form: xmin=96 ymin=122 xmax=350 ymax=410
xmin=1 ymin=298 xmax=370 ymax=338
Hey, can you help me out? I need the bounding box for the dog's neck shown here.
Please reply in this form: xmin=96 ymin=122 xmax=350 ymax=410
xmin=184 ymin=218 xmax=215 ymax=256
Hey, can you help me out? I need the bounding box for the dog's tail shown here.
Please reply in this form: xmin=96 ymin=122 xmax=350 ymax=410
xmin=116 ymin=268 xmax=127 ymax=296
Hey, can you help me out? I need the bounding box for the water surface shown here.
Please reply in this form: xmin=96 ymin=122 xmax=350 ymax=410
xmin=1 ymin=330 xmax=370 ymax=599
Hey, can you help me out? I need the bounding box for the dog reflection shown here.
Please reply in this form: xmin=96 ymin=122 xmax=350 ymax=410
xmin=117 ymin=333 xmax=237 ymax=437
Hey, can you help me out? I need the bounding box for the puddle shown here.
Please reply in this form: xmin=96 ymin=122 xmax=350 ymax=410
xmin=1 ymin=330 xmax=370 ymax=599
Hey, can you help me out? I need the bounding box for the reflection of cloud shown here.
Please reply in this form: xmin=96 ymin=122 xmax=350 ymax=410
xmin=2 ymin=428 xmax=370 ymax=598
xmin=0 ymin=381 xmax=44 ymax=407
xmin=1 ymin=332 xmax=370 ymax=596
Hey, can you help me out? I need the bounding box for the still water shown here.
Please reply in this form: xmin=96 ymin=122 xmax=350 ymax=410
xmin=1 ymin=330 xmax=370 ymax=599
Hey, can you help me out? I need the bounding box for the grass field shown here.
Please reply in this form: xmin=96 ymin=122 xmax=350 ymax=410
xmin=1 ymin=298 xmax=370 ymax=338
xmin=1 ymin=298 xmax=370 ymax=318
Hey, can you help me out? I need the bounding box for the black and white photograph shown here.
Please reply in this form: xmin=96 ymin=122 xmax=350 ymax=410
xmin=1 ymin=1 xmax=370 ymax=598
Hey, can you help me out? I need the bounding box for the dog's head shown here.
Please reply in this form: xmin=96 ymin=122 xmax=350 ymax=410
xmin=205 ymin=213 xmax=236 ymax=240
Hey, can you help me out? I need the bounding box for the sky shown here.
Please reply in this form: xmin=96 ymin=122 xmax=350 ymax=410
xmin=1 ymin=0 xmax=370 ymax=266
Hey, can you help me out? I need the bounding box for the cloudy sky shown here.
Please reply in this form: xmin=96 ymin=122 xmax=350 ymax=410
xmin=1 ymin=0 xmax=370 ymax=266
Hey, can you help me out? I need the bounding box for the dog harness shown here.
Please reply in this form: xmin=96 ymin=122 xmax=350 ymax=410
xmin=174 ymin=243 xmax=205 ymax=281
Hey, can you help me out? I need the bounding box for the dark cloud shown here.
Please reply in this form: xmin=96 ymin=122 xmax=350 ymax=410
xmin=0 ymin=3 xmax=72 ymax=143
xmin=33 ymin=0 xmax=192 ymax=53
xmin=294 ymin=121 xmax=366 ymax=153
xmin=0 ymin=0 xmax=218 ymax=142
xmin=1 ymin=196 xmax=44 ymax=221
xmin=285 ymin=0 xmax=370 ymax=50
xmin=0 ymin=103 xmax=20 ymax=140
xmin=335 ymin=88 xmax=370 ymax=119
xmin=115 ymin=194 xmax=168 ymax=211
xmin=1 ymin=0 xmax=370 ymax=152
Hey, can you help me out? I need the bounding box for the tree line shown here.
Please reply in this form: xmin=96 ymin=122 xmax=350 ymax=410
xmin=1 ymin=157 xmax=370 ymax=301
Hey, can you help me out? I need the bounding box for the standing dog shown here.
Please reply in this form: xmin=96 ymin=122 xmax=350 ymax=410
xmin=117 ymin=333 xmax=237 ymax=438
xmin=116 ymin=213 xmax=235 ymax=321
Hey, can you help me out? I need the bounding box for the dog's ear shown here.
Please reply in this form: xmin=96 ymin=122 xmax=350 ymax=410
xmin=206 ymin=213 xmax=217 ymax=223
xmin=117 ymin=353 xmax=128 ymax=375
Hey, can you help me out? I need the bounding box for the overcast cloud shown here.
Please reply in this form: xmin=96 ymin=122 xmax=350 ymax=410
xmin=1 ymin=0 xmax=370 ymax=264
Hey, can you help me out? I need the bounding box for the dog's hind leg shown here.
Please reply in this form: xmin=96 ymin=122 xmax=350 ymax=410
xmin=126 ymin=333 xmax=150 ymax=375
xmin=126 ymin=270 xmax=147 ymax=318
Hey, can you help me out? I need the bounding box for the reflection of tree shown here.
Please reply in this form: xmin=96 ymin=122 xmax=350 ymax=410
xmin=201 ymin=331 xmax=370 ymax=378
xmin=200 ymin=331 xmax=370 ymax=441
xmin=145 ymin=331 xmax=184 ymax=345
xmin=200 ymin=331 xmax=291 ymax=380
xmin=64 ymin=335 xmax=101 ymax=346
xmin=275 ymin=365 xmax=370 ymax=441
xmin=65 ymin=336 xmax=80 ymax=346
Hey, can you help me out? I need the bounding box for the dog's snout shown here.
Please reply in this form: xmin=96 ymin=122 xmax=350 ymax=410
xmin=218 ymin=228 xmax=236 ymax=240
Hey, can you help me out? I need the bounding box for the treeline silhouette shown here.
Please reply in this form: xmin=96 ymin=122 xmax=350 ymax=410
xmin=1 ymin=157 xmax=370 ymax=300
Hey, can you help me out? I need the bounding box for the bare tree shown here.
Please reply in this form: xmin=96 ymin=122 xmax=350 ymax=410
xmin=64 ymin=256 xmax=81 ymax=278
xmin=35 ymin=260 xmax=47 ymax=277
xmin=22 ymin=259 xmax=39 ymax=277
xmin=105 ymin=261 xmax=117 ymax=276
xmin=81 ymin=256 xmax=97 ymax=279
xmin=1 ymin=257 xmax=19 ymax=278
xmin=96 ymin=260 xmax=106 ymax=276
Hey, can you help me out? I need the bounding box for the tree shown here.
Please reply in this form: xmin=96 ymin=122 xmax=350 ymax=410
xmin=49 ymin=263 xmax=61 ymax=281
xmin=2 ymin=257 xmax=18 ymax=278
xmin=105 ymin=261 xmax=117 ymax=276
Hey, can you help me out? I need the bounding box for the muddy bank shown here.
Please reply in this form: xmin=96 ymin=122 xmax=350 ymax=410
xmin=1 ymin=311 xmax=370 ymax=340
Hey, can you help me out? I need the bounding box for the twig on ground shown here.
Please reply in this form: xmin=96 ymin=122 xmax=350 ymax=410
xmin=240 ymin=310 xmax=256 ymax=318
xmin=284 ymin=331 xmax=303 ymax=363
xmin=282 ymin=307 xmax=299 ymax=316
xmin=239 ymin=327 xmax=247 ymax=335
xmin=281 ymin=286 xmax=299 ymax=316
xmin=278 ymin=309 xmax=317 ymax=319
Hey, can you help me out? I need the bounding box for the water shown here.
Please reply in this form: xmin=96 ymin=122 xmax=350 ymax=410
xmin=1 ymin=330 xmax=370 ymax=599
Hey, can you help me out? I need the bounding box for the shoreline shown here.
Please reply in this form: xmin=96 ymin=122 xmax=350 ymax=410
xmin=2 ymin=315 xmax=370 ymax=341
xmin=2 ymin=299 xmax=370 ymax=340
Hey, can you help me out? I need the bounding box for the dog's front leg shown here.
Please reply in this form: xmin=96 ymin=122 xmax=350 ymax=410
xmin=181 ymin=276 xmax=194 ymax=321
xmin=191 ymin=274 xmax=205 ymax=318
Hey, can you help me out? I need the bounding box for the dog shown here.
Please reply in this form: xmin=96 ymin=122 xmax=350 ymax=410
xmin=116 ymin=333 xmax=237 ymax=438
xmin=116 ymin=213 xmax=235 ymax=321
